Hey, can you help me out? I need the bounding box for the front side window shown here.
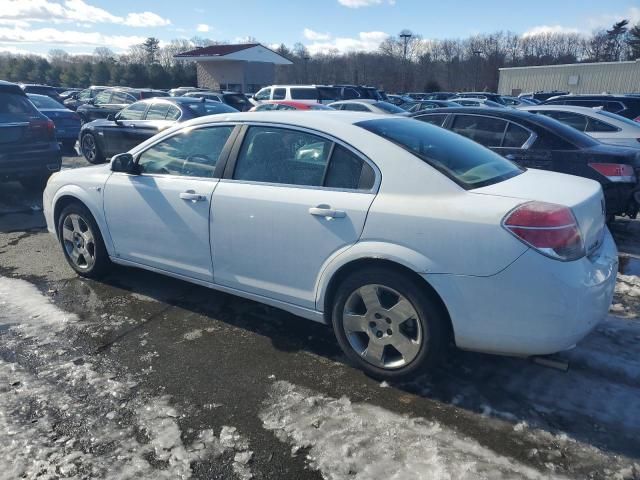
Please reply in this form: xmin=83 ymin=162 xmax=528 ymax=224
xmin=451 ymin=115 xmax=507 ymax=147
xmin=254 ymin=88 xmax=271 ymax=101
xmin=117 ymin=102 xmax=147 ymax=120
xmin=78 ymin=90 xmax=91 ymax=101
xmin=272 ymin=88 xmax=286 ymax=100
xmin=357 ymin=118 xmax=523 ymax=189
xmin=137 ymin=126 xmax=233 ymax=178
xmin=290 ymin=88 xmax=318 ymax=100
xmin=233 ymin=126 xmax=332 ymax=186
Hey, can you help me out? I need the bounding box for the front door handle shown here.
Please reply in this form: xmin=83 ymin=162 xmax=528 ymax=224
xmin=180 ymin=190 xmax=206 ymax=202
xmin=309 ymin=205 xmax=346 ymax=218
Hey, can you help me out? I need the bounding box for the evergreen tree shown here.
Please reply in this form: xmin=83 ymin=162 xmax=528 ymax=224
xmin=627 ymin=22 xmax=640 ymax=59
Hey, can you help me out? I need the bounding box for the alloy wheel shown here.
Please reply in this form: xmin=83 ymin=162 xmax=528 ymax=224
xmin=342 ymin=284 xmax=423 ymax=369
xmin=62 ymin=213 xmax=96 ymax=270
xmin=81 ymin=135 xmax=96 ymax=162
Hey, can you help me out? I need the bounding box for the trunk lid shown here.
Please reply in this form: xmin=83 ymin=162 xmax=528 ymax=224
xmin=472 ymin=168 xmax=606 ymax=257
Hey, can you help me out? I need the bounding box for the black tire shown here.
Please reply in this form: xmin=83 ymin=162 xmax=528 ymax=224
xmin=331 ymin=267 xmax=448 ymax=380
xmin=80 ymin=132 xmax=105 ymax=164
xmin=62 ymin=140 xmax=77 ymax=156
xmin=20 ymin=175 xmax=50 ymax=192
xmin=57 ymin=202 xmax=111 ymax=278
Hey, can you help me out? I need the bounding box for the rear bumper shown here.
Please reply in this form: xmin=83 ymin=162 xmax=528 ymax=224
xmin=426 ymin=229 xmax=618 ymax=357
xmin=0 ymin=142 xmax=61 ymax=179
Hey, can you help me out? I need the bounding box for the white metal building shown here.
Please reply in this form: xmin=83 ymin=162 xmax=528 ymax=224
xmin=498 ymin=59 xmax=640 ymax=96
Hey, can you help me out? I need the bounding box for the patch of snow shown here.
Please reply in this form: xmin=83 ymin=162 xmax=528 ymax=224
xmin=379 ymin=381 xmax=390 ymax=388
xmin=261 ymin=381 xmax=560 ymax=480
xmin=183 ymin=329 xmax=203 ymax=341
xmin=616 ymin=274 xmax=640 ymax=298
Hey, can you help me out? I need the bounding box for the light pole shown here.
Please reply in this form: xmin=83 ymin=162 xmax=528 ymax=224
xmin=472 ymin=50 xmax=482 ymax=91
xmin=303 ymin=55 xmax=310 ymax=83
xmin=399 ymin=31 xmax=412 ymax=92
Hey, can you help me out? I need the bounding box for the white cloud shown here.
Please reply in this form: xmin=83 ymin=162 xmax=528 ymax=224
xmin=337 ymin=0 xmax=394 ymax=8
xmin=0 ymin=26 xmax=146 ymax=50
xmin=196 ymin=23 xmax=210 ymax=33
xmin=306 ymin=31 xmax=389 ymax=54
xmin=303 ymin=28 xmax=330 ymax=41
xmin=0 ymin=0 xmax=170 ymax=28
xmin=522 ymin=25 xmax=581 ymax=37
xmin=0 ymin=44 xmax=44 ymax=55
xmin=587 ymin=7 xmax=640 ymax=30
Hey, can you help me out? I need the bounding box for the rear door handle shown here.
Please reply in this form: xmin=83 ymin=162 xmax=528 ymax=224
xmin=180 ymin=190 xmax=206 ymax=202
xmin=309 ymin=206 xmax=346 ymax=218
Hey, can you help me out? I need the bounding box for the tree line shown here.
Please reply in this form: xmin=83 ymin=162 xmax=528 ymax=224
xmin=0 ymin=19 xmax=639 ymax=93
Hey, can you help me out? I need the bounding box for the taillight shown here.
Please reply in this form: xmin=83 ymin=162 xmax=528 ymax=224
xmin=502 ymin=201 xmax=584 ymax=261
xmin=633 ymin=116 xmax=640 ymax=123
xmin=589 ymin=163 xmax=636 ymax=183
xmin=28 ymin=119 xmax=56 ymax=141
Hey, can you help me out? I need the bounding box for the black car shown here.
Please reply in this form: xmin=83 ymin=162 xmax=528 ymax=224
xmin=0 ymin=81 xmax=61 ymax=190
xmin=332 ymin=85 xmax=382 ymax=101
xmin=400 ymin=100 xmax=460 ymax=112
xmin=411 ymin=107 xmax=640 ymax=219
xmin=542 ymin=94 xmax=640 ymax=122
xmin=63 ymin=86 xmax=108 ymax=111
xmin=421 ymin=92 xmax=458 ymax=100
xmin=20 ymin=84 xmax=64 ymax=104
xmin=76 ymin=87 xmax=169 ymax=123
xmin=182 ymin=91 xmax=254 ymax=111
xmin=519 ymin=91 xmax=569 ymax=102
xmin=79 ymin=97 xmax=237 ymax=164
xmin=455 ymin=92 xmax=506 ymax=105
xmin=27 ymin=93 xmax=81 ymax=154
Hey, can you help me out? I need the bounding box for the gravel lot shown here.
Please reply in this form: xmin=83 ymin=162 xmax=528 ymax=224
xmin=0 ymin=154 xmax=639 ymax=479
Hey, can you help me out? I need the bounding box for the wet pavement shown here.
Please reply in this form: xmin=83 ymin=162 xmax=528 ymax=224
xmin=1 ymin=156 xmax=639 ymax=479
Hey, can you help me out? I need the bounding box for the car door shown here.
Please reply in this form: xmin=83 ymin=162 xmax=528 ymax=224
xmin=112 ymin=102 xmax=152 ymax=153
xmin=211 ymin=124 xmax=378 ymax=309
xmin=103 ymin=124 xmax=237 ymax=281
xmin=491 ymin=121 xmax=552 ymax=168
xmin=84 ymin=90 xmax=112 ymax=121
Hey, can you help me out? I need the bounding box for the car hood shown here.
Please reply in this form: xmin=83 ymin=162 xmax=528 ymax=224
xmin=472 ymin=168 xmax=606 ymax=257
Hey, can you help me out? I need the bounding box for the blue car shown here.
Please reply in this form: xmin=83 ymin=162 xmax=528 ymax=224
xmin=28 ymin=93 xmax=81 ymax=154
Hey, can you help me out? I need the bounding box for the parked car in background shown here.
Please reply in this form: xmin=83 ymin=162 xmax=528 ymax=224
xmin=44 ymin=111 xmax=617 ymax=379
xmin=455 ymin=92 xmax=507 ymax=105
xmin=249 ymin=101 xmax=334 ymax=111
xmin=421 ymin=92 xmax=459 ymax=100
xmin=411 ymin=107 xmax=640 ymax=219
xmin=182 ymin=91 xmax=253 ymax=111
xmin=253 ymin=85 xmax=340 ymax=105
xmin=520 ymin=105 xmax=640 ymax=149
xmin=387 ymin=94 xmax=414 ymax=106
xmin=0 ymin=81 xmax=61 ymax=190
xmin=76 ymin=87 xmax=169 ymax=124
xmin=64 ymin=86 xmax=108 ymax=111
xmin=542 ymin=94 xmax=640 ymax=122
xmin=59 ymin=89 xmax=82 ymax=101
xmin=168 ymin=87 xmax=209 ymax=97
xmin=405 ymin=92 xmax=428 ymax=100
xmin=400 ymin=100 xmax=461 ymax=112
xmin=519 ymin=91 xmax=569 ymax=102
xmin=79 ymin=97 xmax=237 ymax=164
xmin=20 ymin=84 xmax=64 ymax=104
xmin=502 ymin=96 xmax=537 ymax=106
xmin=449 ymin=97 xmax=507 ymax=108
xmin=27 ymin=93 xmax=81 ymax=155
xmin=332 ymin=85 xmax=382 ymax=101
xmin=328 ymin=99 xmax=408 ymax=114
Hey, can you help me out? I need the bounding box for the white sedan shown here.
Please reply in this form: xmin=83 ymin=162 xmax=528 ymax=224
xmin=43 ymin=111 xmax=618 ymax=379
xmin=520 ymin=105 xmax=640 ymax=148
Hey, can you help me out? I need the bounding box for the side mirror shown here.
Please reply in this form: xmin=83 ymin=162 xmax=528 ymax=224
xmin=107 ymin=113 xmax=120 ymax=123
xmin=111 ymin=153 xmax=138 ymax=174
xmin=87 ymin=98 xmax=95 ymax=105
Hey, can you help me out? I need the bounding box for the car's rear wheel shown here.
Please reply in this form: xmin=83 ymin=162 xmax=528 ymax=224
xmin=81 ymin=133 xmax=105 ymax=164
xmin=331 ymin=267 xmax=447 ymax=380
xmin=58 ymin=203 xmax=111 ymax=278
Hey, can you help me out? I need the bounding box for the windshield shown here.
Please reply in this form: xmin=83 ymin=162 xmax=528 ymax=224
xmin=374 ymin=101 xmax=406 ymax=114
xmin=223 ymin=93 xmax=251 ymax=111
xmin=596 ymin=110 xmax=640 ymax=128
xmin=27 ymin=94 xmax=64 ymax=109
xmin=357 ymin=118 xmax=523 ymax=189
xmin=186 ymin=101 xmax=238 ymax=116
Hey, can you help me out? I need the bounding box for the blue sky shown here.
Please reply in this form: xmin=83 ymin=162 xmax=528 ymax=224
xmin=0 ymin=0 xmax=638 ymax=56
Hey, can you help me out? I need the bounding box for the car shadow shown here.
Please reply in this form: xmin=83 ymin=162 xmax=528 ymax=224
xmin=83 ymin=263 xmax=640 ymax=463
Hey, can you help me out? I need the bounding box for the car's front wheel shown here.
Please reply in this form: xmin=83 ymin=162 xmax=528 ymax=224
xmin=81 ymin=133 xmax=105 ymax=164
xmin=331 ymin=267 xmax=448 ymax=380
xmin=58 ymin=203 xmax=111 ymax=278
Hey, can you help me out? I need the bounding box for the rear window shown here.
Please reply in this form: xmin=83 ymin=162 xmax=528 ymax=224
xmin=186 ymin=101 xmax=238 ymax=116
xmin=357 ymin=118 xmax=523 ymax=189
xmin=373 ymin=101 xmax=405 ymax=114
xmin=317 ymin=87 xmax=339 ymax=101
xmin=290 ymin=88 xmax=318 ymax=100
xmin=596 ymin=110 xmax=640 ymax=128
xmin=27 ymin=94 xmax=64 ymax=109
xmin=0 ymin=93 xmax=38 ymax=115
xmin=223 ymin=93 xmax=251 ymax=110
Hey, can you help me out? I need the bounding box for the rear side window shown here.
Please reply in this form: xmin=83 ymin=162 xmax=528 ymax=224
xmin=0 ymin=93 xmax=38 ymax=114
xmin=324 ymin=145 xmax=374 ymax=190
xmin=342 ymin=103 xmax=370 ymax=112
xmin=145 ymin=103 xmax=170 ymax=120
xmin=273 ymin=88 xmax=286 ymax=100
xmin=586 ymin=117 xmax=618 ymax=133
xmin=94 ymin=91 xmax=111 ymax=104
xmin=502 ymin=123 xmax=532 ymax=148
xmin=167 ymin=105 xmax=181 ymax=120
xmin=357 ymin=118 xmax=523 ymax=189
xmin=118 ymin=102 xmax=147 ymax=120
xmin=451 ymin=115 xmax=507 ymax=147
xmin=414 ymin=114 xmax=447 ymax=127
xmin=290 ymin=88 xmax=318 ymax=100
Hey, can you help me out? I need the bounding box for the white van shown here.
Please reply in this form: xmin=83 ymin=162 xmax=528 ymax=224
xmin=252 ymin=85 xmax=338 ymax=105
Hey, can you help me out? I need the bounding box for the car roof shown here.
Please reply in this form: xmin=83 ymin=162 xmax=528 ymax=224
xmin=0 ymin=80 xmax=26 ymax=95
xmin=262 ymin=100 xmax=313 ymax=109
xmin=546 ymin=94 xmax=640 ymax=101
xmin=331 ymin=99 xmax=378 ymax=105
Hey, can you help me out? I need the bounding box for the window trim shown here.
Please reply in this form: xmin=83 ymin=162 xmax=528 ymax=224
xmin=117 ymin=101 xmax=150 ymax=121
xmin=127 ymin=123 xmax=242 ymax=181
xmin=221 ymin=121 xmax=380 ymax=194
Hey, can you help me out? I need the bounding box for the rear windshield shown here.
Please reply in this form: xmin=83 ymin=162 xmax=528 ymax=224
xmin=357 ymin=118 xmax=523 ymax=189
xmin=28 ymin=94 xmax=64 ymax=109
xmin=186 ymin=101 xmax=238 ymax=116
xmin=596 ymin=110 xmax=640 ymax=128
xmin=290 ymin=88 xmax=318 ymax=100
xmin=0 ymin=92 xmax=38 ymax=115
xmin=373 ymin=101 xmax=405 ymax=114
xmin=223 ymin=93 xmax=252 ymax=110
xmin=317 ymin=87 xmax=339 ymax=101
xmin=529 ymin=113 xmax=599 ymax=148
